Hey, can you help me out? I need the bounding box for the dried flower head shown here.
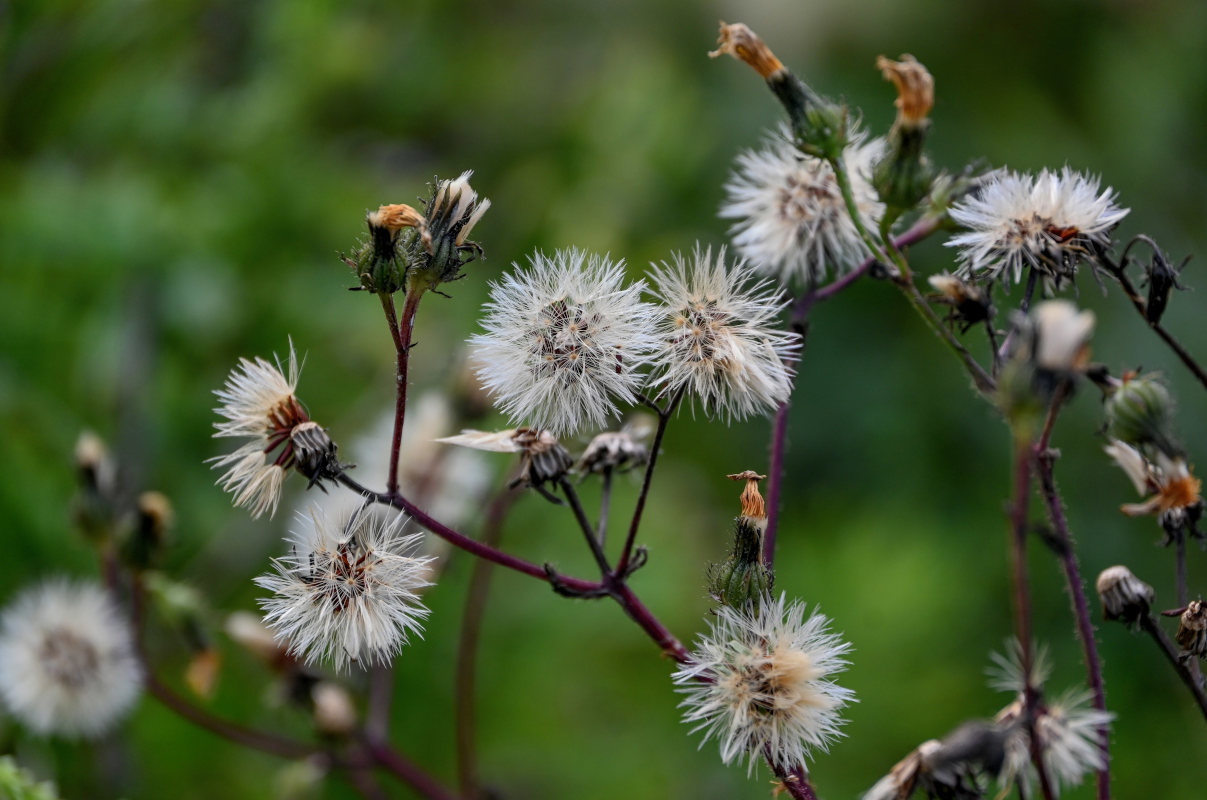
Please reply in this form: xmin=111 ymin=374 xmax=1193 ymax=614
xmin=863 ymin=732 xmax=995 ymax=800
xmin=1176 ymin=600 xmax=1207 ymax=660
xmin=1095 ymin=565 xmax=1154 ymax=624
xmin=673 ymin=593 xmax=854 ymax=774
xmin=437 ymin=427 xmax=573 ymax=488
xmin=211 ymin=342 xmax=342 ymax=518
xmin=876 ymin=54 xmax=933 ymax=129
xmin=255 ymin=509 xmax=433 ymax=672
xmin=928 ymin=273 xmax=992 ymax=331
xmin=1104 ymin=440 xmax=1203 ymax=529
xmin=576 ymin=423 xmax=651 ymax=474
xmin=947 ymin=168 xmax=1129 ymax=288
xmin=721 ymin=130 xmax=885 ymax=286
xmin=417 ymin=171 xmax=491 ymax=284
xmin=648 ymin=247 xmax=799 ymax=421
xmin=0 ymin=580 xmax=141 ymax=737
xmin=471 ymin=249 xmax=658 ymax=437
xmin=709 ymin=22 xmax=785 ymax=79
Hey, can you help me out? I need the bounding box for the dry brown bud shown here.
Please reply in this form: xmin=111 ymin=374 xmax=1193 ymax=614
xmin=367 ymin=203 xmax=426 ymax=234
xmin=709 ymin=22 xmax=784 ymax=79
xmin=877 ymin=54 xmax=934 ymax=128
xmin=137 ymin=491 xmax=174 ymax=540
xmin=1176 ymin=599 xmax=1207 ymax=659
xmin=1095 ymin=565 xmax=1154 ymax=623
xmin=185 ymin=648 xmax=221 ymax=699
xmin=727 ymin=470 xmax=767 ymax=521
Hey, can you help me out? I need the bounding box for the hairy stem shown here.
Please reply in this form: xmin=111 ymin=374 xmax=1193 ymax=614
xmin=770 ymin=761 xmax=819 ymax=800
xmin=1009 ymin=434 xmax=1057 ymax=800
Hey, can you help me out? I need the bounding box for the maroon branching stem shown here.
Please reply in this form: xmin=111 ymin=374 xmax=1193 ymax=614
xmin=1008 ymin=434 xmax=1057 ymax=800
xmin=1097 ymin=249 xmax=1207 ymax=393
xmin=561 ymin=477 xmax=613 ymax=575
xmin=762 ymin=393 xmax=793 ymax=568
xmin=455 ymin=487 xmax=519 ymax=800
xmin=1137 ymin=611 xmax=1207 ymax=721
xmin=769 ymin=758 xmax=818 ymax=800
xmin=382 ymin=288 xmax=423 ymax=498
xmin=612 ymin=582 xmax=691 ymax=663
xmin=365 ymin=738 xmax=461 ymax=800
xmin=1034 ymin=444 xmax=1111 ymax=799
xmin=616 ymin=385 xmax=685 ymax=576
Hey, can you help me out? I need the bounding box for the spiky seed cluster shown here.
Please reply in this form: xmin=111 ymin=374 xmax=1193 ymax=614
xmin=0 ymin=581 xmax=141 ymax=737
xmin=211 ymin=343 xmax=339 ymax=518
xmin=255 ymin=509 xmax=433 ymax=672
xmin=721 ymin=130 xmax=885 ymax=286
xmin=1095 ymin=565 xmax=1154 ymax=624
xmin=673 ymin=593 xmax=854 ymax=774
xmin=471 ymin=249 xmax=657 ymax=437
xmin=648 ymin=247 xmax=799 ymax=421
xmin=947 ymin=168 xmax=1129 ymax=288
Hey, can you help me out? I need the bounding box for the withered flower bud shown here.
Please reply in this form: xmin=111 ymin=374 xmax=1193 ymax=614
xmin=708 ymin=472 xmax=773 ymax=611
xmin=576 ymin=430 xmax=649 ymax=475
xmin=73 ymin=430 xmax=118 ymax=541
xmin=185 ymin=648 xmax=221 ymax=699
xmin=413 ymin=171 xmax=490 ymax=287
xmin=709 ymin=21 xmax=846 ymax=157
xmin=1140 ymin=241 xmax=1187 ymax=325
xmin=877 ymin=54 xmax=934 ymax=130
xmin=347 ymin=204 xmax=419 ymax=293
xmin=1095 ymin=565 xmax=1154 ymax=625
xmin=1176 ymin=599 xmax=1207 ymax=659
xmin=873 ymin=54 xmax=936 ymax=212
xmin=928 ymin=273 xmax=992 ymax=332
xmin=437 ymin=428 xmax=573 ymax=489
xmin=289 ymin=421 xmax=345 ymax=489
xmin=368 ymin=203 xmax=425 ymax=235
xmin=709 ymin=22 xmax=784 ymax=79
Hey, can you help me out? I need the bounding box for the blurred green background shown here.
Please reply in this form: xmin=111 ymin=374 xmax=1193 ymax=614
xmin=3 ymin=0 xmax=1207 ymax=797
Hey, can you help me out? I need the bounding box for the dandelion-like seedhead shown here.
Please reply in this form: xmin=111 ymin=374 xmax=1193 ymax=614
xmin=212 ymin=342 xmax=340 ymax=519
xmin=648 ymin=246 xmax=798 ymax=422
xmin=255 ymin=509 xmax=433 ymax=672
xmin=997 ymin=691 xmax=1112 ymax=797
xmin=470 ymin=249 xmax=658 ymax=437
xmin=947 ymin=167 xmax=1129 ymax=289
xmin=673 ymin=593 xmax=854 ymax=775
xmin=720 ymin=128 xmax=885 ymax=286
xmin=0 ymin=581 xmax=141 ymax=737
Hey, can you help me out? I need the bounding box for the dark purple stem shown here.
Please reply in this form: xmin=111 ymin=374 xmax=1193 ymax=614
xmin=1138 ymin=612 xmax=1207 ymax=721
xmin=382 ymin=289 xmax=423 ymax=497
xmin=762 ymin=395 xmax=793 ymax=568
xmin=366 ymin=739 xmax=460 ymax=800
xmin=616 ymin=386 xmax=684 ymax=576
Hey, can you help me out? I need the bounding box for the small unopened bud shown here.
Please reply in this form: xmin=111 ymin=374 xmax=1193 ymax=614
xmin=928 ymin=273 xmax=991 ymax=331
xmin=1096 ymin=565 xmax=1154 ymax=624
xmin=348 ymin=205 xmax=415 ymax=293
xmin=185 ymin=648 xmax=221 ymax=699
xmin=708 ymin=472 xmax=773 ymax=611
xmin=709 ymin=21 xmax=846 ymax=157
xmin=873 ymin=55 xmax=935 ymax=213
xmin=1105 ymin=373 xmax=1178 ymax=457
xmin=577 ymin=429 xmax=650 ymax=474
xmin=121 ymin=490 xmax=174 ymax=570
xmin=311 ymin=682 xmax=357 ymax=736
xmin=1176 ymin=599 xmax=1207 ymax=659
xmin=74 ymin=430 xmax=116 ymax=497
xmin=289 ymin=421 xmax=344 ymax=488
xmin=1032 ymin=300 xmax=1095 ymax=372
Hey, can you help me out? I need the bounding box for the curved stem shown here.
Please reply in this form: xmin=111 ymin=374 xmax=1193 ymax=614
xmin=561 ymin=477 xmax=612 ymax=575
xmin=610 ymin=582 xmax=690 ymax=663
xmin=365 ymin=738 xmax=460 ymax=800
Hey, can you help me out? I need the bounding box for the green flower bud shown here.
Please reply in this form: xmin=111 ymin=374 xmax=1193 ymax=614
xmin=708 ymin=471 xmax=774 ymax=611
xmin=1105 ymin=373 xmax=1178 ymax=456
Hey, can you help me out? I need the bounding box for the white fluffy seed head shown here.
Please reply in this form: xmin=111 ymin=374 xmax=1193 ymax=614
xmin=255 ymin=508 xmax=433 ymax=672
xmin=0 ymin=580 xmax=141 ymax=737
xmin=721 ymin=128 xmax=885 ymax=286
xmin=997 ymin=691 xmax=1113 ymax=797
xmin=470 ymin=249 xmax=658 ymax=437
xmin=947 ymin=167 xmax=1129 ymax=288
xmin=672 ymin=593 xmax=855 ymax=775
xmin=647 ymin=245 xmax=799 ymax=422
xmin=211 ymin=341 xmax=308 ymax=518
